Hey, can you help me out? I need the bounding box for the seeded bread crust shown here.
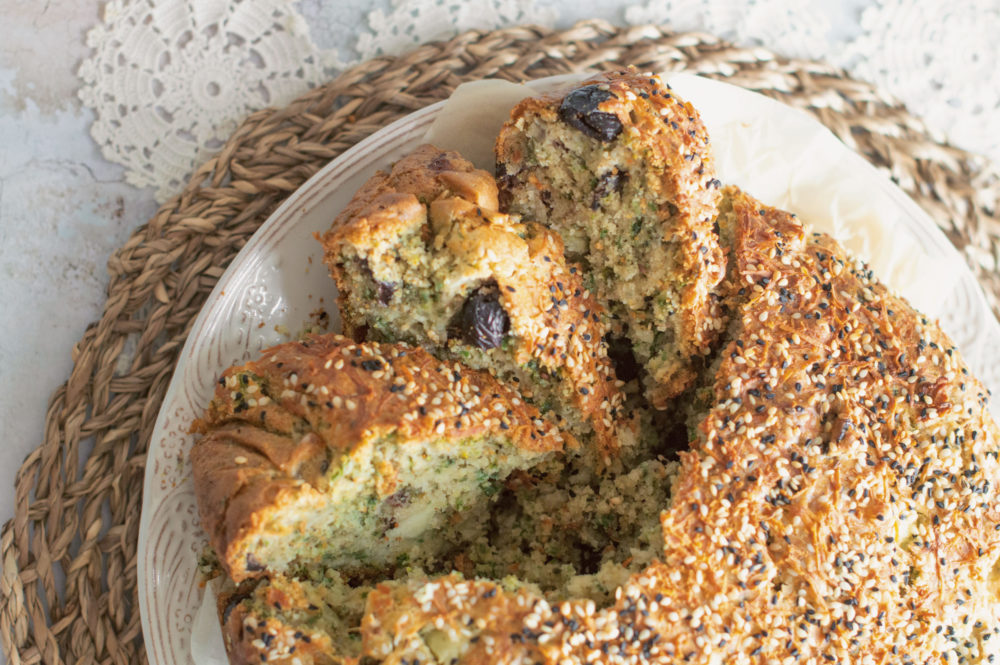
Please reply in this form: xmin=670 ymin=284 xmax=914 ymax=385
xmin=227 ymin=195 xmax=1000 ymax=665
xmin=496 ymin=69 xmax=727 ymax=407
xmin=203 ymin=101 xmax=1000 ymax=662
xmin=191 ymin=334 xmax=566 ymax=583
xmin=320 ymin=145 xmax=632 ymax=460
xmin=218 ymin=577 xmax=347 ymax=665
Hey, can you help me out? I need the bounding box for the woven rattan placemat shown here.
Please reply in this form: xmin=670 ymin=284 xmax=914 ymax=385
xmin=3 ymin=21 xmax=999 ymax=665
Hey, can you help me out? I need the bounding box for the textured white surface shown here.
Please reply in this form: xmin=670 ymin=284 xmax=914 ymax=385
xmin=1 ymin=1 xmax=999 ymax=635
xmin=77 ymin=0 xmax=1000 ymax=202
xmin=0 ymin=0 xmax=160 ymax=523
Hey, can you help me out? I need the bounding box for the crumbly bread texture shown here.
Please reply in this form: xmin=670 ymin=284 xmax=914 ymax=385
xmin=675 ymin=185 xmax=758 ymax=427
xmin=217 ymin=454 xmax=678 ymax=661
xmin=198 ymin=88 xmax=1000 ymax=664
xmin=190 ymin=334 xmax=567 ymax=583
xmin=495 ymin=69 xmax=727 ymax=408
xmin=320 ymin=144 xmax=633 ymax=461
xmin=220 ymin=192 xmax=1000 ymax=665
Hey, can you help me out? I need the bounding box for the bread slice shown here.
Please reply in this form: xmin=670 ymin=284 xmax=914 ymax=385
xmin=320 ymin=145 xmax=634 ymax=462
xmin=495 ymin=69 xmax=727 ymax=408
xmin=191 ymin=334 xmax=567 ymax=583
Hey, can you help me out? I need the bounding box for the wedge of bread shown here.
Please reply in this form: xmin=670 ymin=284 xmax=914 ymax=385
xmin=320 ymin=145 xmax=634 ymax=462
xmin=496 ymin=70 xmax=727 ymax=407
xmin=191 ymin=334 xmax=567 ymax=583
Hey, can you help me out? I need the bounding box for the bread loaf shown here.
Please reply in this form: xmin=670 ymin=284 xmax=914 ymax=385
xmin=191 ymin=334 xmax=567 ymax=583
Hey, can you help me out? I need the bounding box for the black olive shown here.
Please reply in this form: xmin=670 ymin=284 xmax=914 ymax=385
xmin=591 ymin=169 xmax=628 ymax=210
xmin=245 ymin=552 xmax=265 ymax=572
xmin=496 ymin=170 xmax=517 ymax=211
xmin=359 ymin=258 xmax=396 ymax=305
xmin=558 ymin=85 xmax=623 ymax=142
xmin=428 ymin=153 xmax=452 ymax=171
xmin=385 ymin=487 xmax=412 ymax=508
xmin=460 ymin=283 xmax=510 ymax=349
xmin=376 ymin=281 xmax=395 ymax=305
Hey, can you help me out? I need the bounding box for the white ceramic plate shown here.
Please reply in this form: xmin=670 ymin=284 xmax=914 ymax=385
xmin=138 ymin=73 xmax=1000 ymax=665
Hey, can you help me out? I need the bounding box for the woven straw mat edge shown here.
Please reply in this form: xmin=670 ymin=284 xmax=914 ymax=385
xmin=3 ymin=20 xmax=1000 ymax=665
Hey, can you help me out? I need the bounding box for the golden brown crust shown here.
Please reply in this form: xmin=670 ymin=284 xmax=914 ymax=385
xmin=191 ymin=333 xmax=565 ymax=582
xmin=350 ymin=193 xmax=1000 ymax=664
xmin=325 ymin=143 xmax=498 ymax=239
xmin=205 ymin=98 xmax=1000 ymax=664
xmin=495 ymin=69 xmax=727 ymax=404
xmin=319 ymin=145 xmax=632 ymax=460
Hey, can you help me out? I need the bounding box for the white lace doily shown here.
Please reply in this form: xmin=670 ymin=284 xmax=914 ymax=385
xmin=624 ymin=0 xmax=832 ymax=61
xmin=77 ymin=0 xmax=340 ymax=200
xmin=355 ymin=0 xmax=558 ymax=63
xmin=77 ymin=0 xmax=1000 ymax=202
xmin=846 ymin=0 xmax=1000 ymax=162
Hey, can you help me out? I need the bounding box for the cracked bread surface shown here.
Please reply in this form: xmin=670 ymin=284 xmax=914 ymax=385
xmin=336 ymin=195 xmax=1000 ymax=665
xmin=217 ymin=452 xmax=680 ymax=665
xmin=320 ymin=144 xmax=634 ymax=462
xmin=196 ymin=90 xmax=1000 ymax=665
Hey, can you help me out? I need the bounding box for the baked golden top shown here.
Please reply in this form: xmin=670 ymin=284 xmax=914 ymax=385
xmin=326 ymin=143 xmax=499 ymax=235
xmin=191 ymin=334 xmax=566 ymax=582
xmin=499 ymin=68 xmax=721 ymax=238
xmin=200 ymin=79 xmax=999 ymax=664
xmin=348 ymin=191 xmax=1000 ymax=665
xmin=218 ymin=577 xmax=345 ymax=665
